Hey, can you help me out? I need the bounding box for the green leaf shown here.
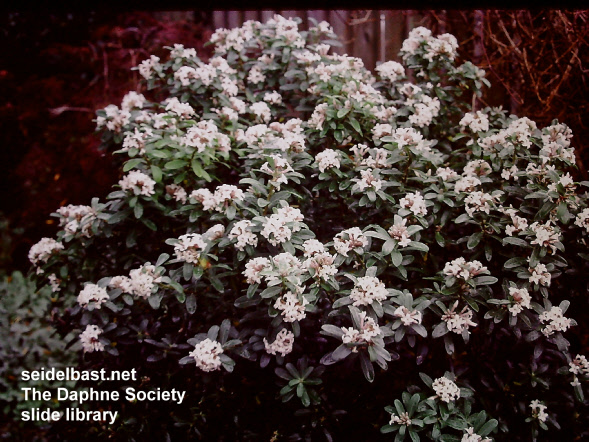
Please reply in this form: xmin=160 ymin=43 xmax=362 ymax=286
xmin=151 ymin=165 xmax=163 ymax=183
xmin=123 ymin=158 xmax=144 ymax=172
xmin=186 ymin=294 xmax=197 ymax=314
xmin=165 ymin=159 xmax=187 ymax=170
xmin=467 ymin=232 xmax=482 ymax=249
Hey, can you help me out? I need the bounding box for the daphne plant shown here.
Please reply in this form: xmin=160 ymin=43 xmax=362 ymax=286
xmin=29 ymin=15 xmax=589 ymax=441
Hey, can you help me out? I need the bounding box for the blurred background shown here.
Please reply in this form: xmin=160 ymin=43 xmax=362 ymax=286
xmin=0 ymin=8 xmax=588 ymax=274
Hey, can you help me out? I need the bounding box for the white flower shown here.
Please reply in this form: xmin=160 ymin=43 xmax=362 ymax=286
xmin=77 ymin=284 xmax=109 ymax=309
xmin=28 ymin=238 xmax=64 ymax=266
xmin=247 ymin=65 xmax=266 ymax=84
xmin=128 ymin=264 xmax=161 ymax=299
xmin=190 ymin=338 xmax=224 ymax=372
xmin=463 ymin=160 xmax=492 ymax=177
xmin=459 ymin=111 xmax=490 ymax=133
xmin=528 ymin=263 xmax=551 ymax=286
xmin=302 ymin=239 xmax=325 ymax=257
xmin=389 ymin=412 xmax=412 ymax=426
xmin=508 ymin=287 xmax=532 ymax=316
xmin=243 ymin=257 xmax=271 ymax=284
xmin=575 ymin=208 xmax=589 ymax=232
xmin=274 ymin=291 xmax=308 ymax=322
xmin=80 ymin=325 xmax=105 ymax=353
xmin=164 ymin=97 xmax=195 ymax=119
xmin=121 ymin=91 xmax=146 ymax=112
xmin=263 ymin=91 xmax=282 ymax=105
xmin=305 ymin=252 xmax=337 ymax=280
xmin=443 ymin=257 xmax=488 ymax=281
xmin=461 ymin=427 xmax=491 ymax=442
xmin=464 ymin=191 xmax=497 ymax=217
xmin=138 ymin=55 xmax=161 ymax=80
xmin=539 ymin=306 xmax=572 ymax=336
xmin=333 ymin=227 xmax=368 ymax=257
xmin=356 ymin=169 xmax=383 ymax=192
xmin=264 ymin=329 xmax=295 ymax=357
xmin=388 ymin=217 xmax=412 ymax=247
xmin=455 ymin=176 xmax=481 ymax=193
xmin=529 ymin=400 xmax=548 ymax=422
xmin=442 ymin=301 xmax=477 ymax=334
xmin=250 ymin=101 xmax=271 ymax=123
xmin=341 ymin=311 xmax=381 ymax=349
xmin=529 ymin=221 xmax=560 ymax=252
xmin=229 ymin=220 xmax=258 ymax=251
xmin=505 ymin=214 xmax=528 ymax=236
xmin=375 ymin=60 xmax=405 ymax=82
xmin=308 ymin=103 xmax=328 ymax=130
xmin=436 ymin=167 xmax=459 ymax=181
xmin=166 ymin=184 xmax=188 ymax=204
xmin=260 ymin=154 xmax=294 ymax=190
xmin=394 ymin=306 xmax=422 ymax=326
xmin=174 ymin=233 xmax=208 ymax=264
xmin=432 ymin=376 xmax=460 ymax=403
xmin=399 ymin=192 xmax=427 ymax=217
xmin=119 ymin=170 xmax=156 ymax=197
xmin=315 ymin=149 xmax=341 ymax=172
xmin=350 ymin=276 xmax=389 ymax=306
xmin=109 ymin=275 xmax=133 ymax=294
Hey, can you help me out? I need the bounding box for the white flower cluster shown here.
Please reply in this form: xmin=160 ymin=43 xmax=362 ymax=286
xmin=388 ymin=218 xmax=412 ymax=247
xmin=191 ymin=184 xmax=244 ymax=213
xmin=505 ymin=212 xmax=528 ymax=236
xmin=478 ymin=117 xmax=536 ymax=153
xmin=375 ymin=60 xmax=405 ymax=83
xmin=508 ymin=287 xmax=532 ymax=316
xmin=390 ymin=127 xmax=431 ymax=152
xmin=529 ymin=400 xmax=548 ymax=422
xmin=540 ymin=122 xmax=575 ymax=163
xmin=190 ymin=338 xmax=224 ymax=372
xmin=529 ymin=221 xmax=560 ymax=252
xmin=303 ymin=240 xmax=337 ymax=280
xmin=436 ymin=167 xmax=459 ymax=181
xmin=164 ymin=97 xmax=195 ymax=119
xmin=539 ymin=306 xmax=572 ymax=336
xmin=461 ymin=427 xmax=491 ymax=442
xmin=122 ymin=127 xmax=153 ymax=154
xmin=442 ymin=301 xmax=477 ymax=334
xmin=180 ymin=120 xmax=231 ymax=153
xmin=229 ymin=220 xmax=258 ymax=251
xmin=261 ymin=206 xmax=304 ymax=246
xmin=28 ymin=238 xmax=64 ymax=266
xmin=174 ymin=233 xmax=208 ymax=264
xmin=250 ymin=101 xmax=272 ymax=123
xmin=356 ymin=169 xmax=383 ymax=192
xmin=389 ymin=411 xmax=412 ymax=426
xmin=308 ymin=103 xmax=328 ymax=130
xmin=401 ymin=27 xmax=458 ymax=62
xmin=119 ymin=170 xmax=156 ymax=197
xmin=443 ymin=257 xmax=488 ymax=281
xmin=77 ymin=284 xmax=109 ymax=309
xmin=349 ymin=276 xmax=389 ymax=307
xmin=333 ymin=227 xmax=368 ymax=257
xmin=243 ymin=257 xmax=271 ymax=284
xmin=237 ymin=119 xmax=305 ymax=152
xmin=109 ymin=263 xmax=162 ymax=299
xmin=96 ymin=104 xmax=131 ymax=132
xmin=409 ymin=95 xmax=441 ymax=128
xmin=341 ymin=311 xmax=381 ymax=349
xmin=56 ymin=204 xmax=97 ymax=238
xmin=432 ymin=376 xmax=461 ymax=403
xmin=274 ymin=291 xmax=308 ymax=322
xmin=121 ymin=91 xmax=146 ymax=111
xmin=459 ymin=111 xmax=490 ymax=133
xmin=166 ymin=184 xmax=188 ymax=203
xmin=394 ymin=306 xmax=422 ymax=326
xmin=569 ymin=354 xmax=589 ymax=387
xmin=315 ymin=149 xmax=341 ymax=172
xmin=455 ymin=175 xmax=482 ymax=193
xmin=464 ymin=191 xmax=498 ymax=217
xmin=260 ymin=154 xmax=294 ymax=190
xmin=399 ymin=192 xmax=428 ymax=217
xmin=528 ymin=263 xmax=551 ymax=286
xmin=138 ymin=55 xmax=161 ymax=80
xmin=263 ymin=329 xmax=295 ymax=357
xmin=79 ymin=325 xmax=104 ymax=353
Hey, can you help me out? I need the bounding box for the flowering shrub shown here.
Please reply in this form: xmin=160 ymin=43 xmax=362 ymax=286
xmin=30 ymin=16 xmax=589 ymax=440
